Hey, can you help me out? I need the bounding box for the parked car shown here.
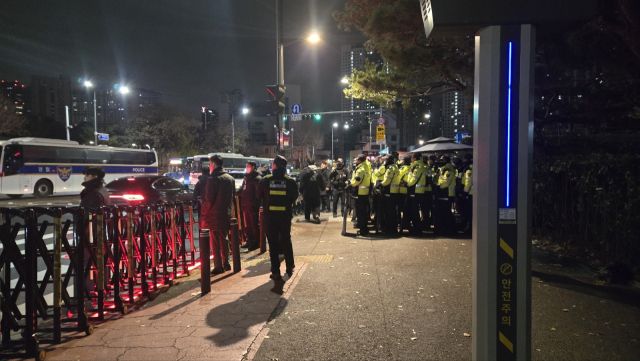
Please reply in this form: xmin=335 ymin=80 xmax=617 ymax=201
xmin=106 ymin=176 xmax=193 ymax=206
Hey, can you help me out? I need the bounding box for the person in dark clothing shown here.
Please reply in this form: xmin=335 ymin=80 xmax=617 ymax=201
xmin=79 ymin=166 xmax=110 ymax=308
xmin=256 ymin=155 xmax=298 ymax=280
xmin=319 ymin=161 xmax=332 ymax=212
xmin=299 ymin=160 xmax=323 ymax=223
xmin=193 ymin=167 xmax=210 ymax=202
xmin=329 ymin=158 xmax=350 ymax=217
xmin=80 ymin=167 xmax=110 ymax=211
xmin=237 ymin=161 xmax=262 ymax=251
xmin=201 ymin=155 xmax=236 ymax=275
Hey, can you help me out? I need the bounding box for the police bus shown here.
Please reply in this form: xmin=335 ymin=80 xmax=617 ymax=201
xmin=188 ymin=153 xmax=272 ymax=189
xmin=0 ymin=138 xmax=158 ymax=198
xmin=166 ymin=157 xmax=193 ymax=185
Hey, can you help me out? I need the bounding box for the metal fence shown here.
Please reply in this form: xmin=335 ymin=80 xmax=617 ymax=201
xmin=0 ymin=200 xmax=249 ymax=360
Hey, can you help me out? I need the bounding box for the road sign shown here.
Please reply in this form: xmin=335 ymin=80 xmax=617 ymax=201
xmin=377 ymin=117 xmax=385 ymax=126
xmin=376 ymin=126 xmax=385 ymax=143
xmin=291 ymin=114 xmax=302 ymax=121
xmin=98 ymin=134 xmax=109 ymax=141
xmin=455 ymin=132 xmax=469 ymax=143
xmin=291 ymin=103 xmax=301 ymax=114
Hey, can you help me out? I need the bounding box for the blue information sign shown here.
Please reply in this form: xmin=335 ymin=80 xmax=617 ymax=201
xmin=98 ymin=134 xmax=109 ymax=141
xmin=291 ymin=103 xmax=301 ymax=114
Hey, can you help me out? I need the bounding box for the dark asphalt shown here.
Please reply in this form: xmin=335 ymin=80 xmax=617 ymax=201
xmin=252 ymin=215 xmax=640 ymax=361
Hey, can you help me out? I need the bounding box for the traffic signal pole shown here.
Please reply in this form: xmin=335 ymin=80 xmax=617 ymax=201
xmin=276 ymin=0 xmax=285 ymax=130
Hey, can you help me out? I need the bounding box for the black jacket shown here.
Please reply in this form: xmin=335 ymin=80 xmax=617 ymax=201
xmin=319 ymin=167 xmax=331 ymax=192
xmin=330 ymin=165 xmax=350 ymax=191
xmin=80 ymin=178 xmax=110 ymax=211
xmin=193 ymin=174 xmax=210 ymax=201
xmin=299 ymin=167 xmax=323 ymax=207
xmin=238 ymin=170 xmax=262 ymax=209
xmin=256 ymin=168 xmax=299 ymax=219
xmin=201 ymin=168 xmax=236 ymax=232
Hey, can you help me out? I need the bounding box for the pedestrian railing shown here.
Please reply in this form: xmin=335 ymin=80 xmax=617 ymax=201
xmin=0 ymin=200 xmax=244 ymax=360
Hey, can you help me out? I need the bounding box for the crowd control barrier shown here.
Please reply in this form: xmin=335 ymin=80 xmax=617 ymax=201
xmin=0 ymin=200 xmax=242 ymax=360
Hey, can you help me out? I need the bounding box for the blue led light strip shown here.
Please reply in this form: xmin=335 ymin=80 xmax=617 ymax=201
xmin=506 ymin=42 xmax=513 ymax=207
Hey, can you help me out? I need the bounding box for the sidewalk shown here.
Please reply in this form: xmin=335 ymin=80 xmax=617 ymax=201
xmin=41 ymin=216 xmax=640 ymax=361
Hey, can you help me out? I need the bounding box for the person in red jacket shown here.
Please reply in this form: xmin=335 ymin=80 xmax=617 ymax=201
xmin=201 ymin=155 xmax=236 ymax=275
xmin=237 ymin=161 xmax=262 ymax=251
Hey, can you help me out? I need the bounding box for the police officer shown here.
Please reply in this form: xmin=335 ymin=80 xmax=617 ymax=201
xmin=237 ymin=161 xmax=262 ymax=251
xmin=398 ymin=155 xmax=411 ymax=229
xmin=435 ymin=156 xmax=456 ymax=236
xmin=256 ymin=155 xmax=299 ymax=280
xmin=420 ymin=154 xmax=435 ymax=231
xmin=404 ymin=152 xmax=428 ymax=236
xmin=460 ymin=153 xmax=473 ymax=233
xmin=379 ymin=156 xmax=400 ymax=235
xmin=371 ymin=156 xmax=385 ymax=226
xmin=329 ymin=158 xmax=350 ymax=218
xmin=350 ymin=154 xmax=371 ymax=236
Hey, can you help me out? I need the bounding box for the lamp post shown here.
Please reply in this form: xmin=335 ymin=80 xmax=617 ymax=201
xmin=84 ymin=81 xmax=98 ymax=146
xmin=332 ymin=122 xmax=339 ymax=161
xmin=290 ymin=128 xmax=294 ymax=166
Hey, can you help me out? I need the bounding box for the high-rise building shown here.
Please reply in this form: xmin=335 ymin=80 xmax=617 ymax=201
xmin=200 ymin=107 xmax=218 ymax=132
xmin=219 ymin=89 xmax=245 ymax=124
xmin=441 ymin=90 xmax=472 ymax=138
xmin=29 ymin=75 xmax=72 ymax=124
xmin=71 ymin=86 xmax=160 ymax=131
xmin=0 ymin=79 xmax=26 ymax=115
xmin=340 ymin=45 xmax=381 ymax=127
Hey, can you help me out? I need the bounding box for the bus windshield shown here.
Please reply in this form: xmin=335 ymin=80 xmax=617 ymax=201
xmin=2 ymin=145 xmax=23 ymax=176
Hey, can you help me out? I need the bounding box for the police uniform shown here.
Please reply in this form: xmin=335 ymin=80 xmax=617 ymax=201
xmin=256 ymin=157 xmax=299 ymax=278
xmin=435 ymin=161 xmax=457 ymax=236
xmin=460 ymin=163 xmax=473 ymax=232
xmin=380 ymin=160 xmax=399 ymax=235
xmin=350 ymin=157 xmax=371 ymax=236
xmin=404 ymin=158 xmax=428 ymax=235
xmin=398 ymin=160 xmax=411 ymax=228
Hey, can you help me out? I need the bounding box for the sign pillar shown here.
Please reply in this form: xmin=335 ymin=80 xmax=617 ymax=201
xmin=473 ymin=24 xmax=534 ymax=361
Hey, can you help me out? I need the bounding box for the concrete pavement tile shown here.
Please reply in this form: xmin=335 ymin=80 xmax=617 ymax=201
xmin=101 ymin=328 xmax=188 ymax=347
xmin=118 ymin=346 xmax=180 ymax=361
xmin=177 ymin=348 xmax=246 ymax=361
xmin=203 ymin=312 xmax=247 ymax=327
xmin=45 ymin=346 xmax=128 ymax=361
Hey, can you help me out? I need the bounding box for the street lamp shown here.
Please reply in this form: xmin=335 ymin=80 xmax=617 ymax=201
xmin=84 ymin=81 xmax=98 ymax=146
xmin=307 ymin=31 xmax=321 ymax=43
xmin=424 ymin=113 xmax=431 ymax=119
xmin=341 ymin=77 xmax=349 ymax=84
xmin=120 ymin=86 xmax=130 ymax=95
xmin=419 ymin=139 xmax=425 ymax=145
xmin=242 ymin=107 xmax=249 ymax=115
xmin=332 ymin=122 xmax=338 ymax=161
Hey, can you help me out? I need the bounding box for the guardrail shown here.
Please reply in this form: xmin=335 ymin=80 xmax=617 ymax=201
xmin=0 ymin=199 xmax=246 ymax=360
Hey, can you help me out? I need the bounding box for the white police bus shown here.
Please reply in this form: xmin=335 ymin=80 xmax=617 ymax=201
xmin=0 ymin=138 xmax=158 ymax=198
xmin=188 ymin=153 xmax=272 ymax=190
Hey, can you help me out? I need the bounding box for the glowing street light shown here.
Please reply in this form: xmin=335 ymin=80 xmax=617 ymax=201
xmin=242 ymin=107 xmax=250 ymax=115
xmin=424 ymin=113 xmax=431 ymax=119
xmin=344 ymin=123 xmax=349 ymax=130
xmin=84 ymin=80 xmax=98 ymax=146
xmin=419 ymin=140 xmax=425 ymax=145
xmin=307 ymin=31 xmax=321 ymax=43
xmin=120 ymin=86 xmax=130 ymax=95
xmin=341 ymin=77 xmax=349 ymax=84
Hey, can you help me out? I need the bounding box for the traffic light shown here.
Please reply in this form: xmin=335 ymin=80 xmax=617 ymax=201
xmin=267 ymin=85 xmax=286 ymax=128
xmin=314 ymin=114 xmax=321 ymax=121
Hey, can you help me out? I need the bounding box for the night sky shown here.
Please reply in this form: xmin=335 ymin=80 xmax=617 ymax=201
xmin=0 ymin=0 xmax=365 ymax=118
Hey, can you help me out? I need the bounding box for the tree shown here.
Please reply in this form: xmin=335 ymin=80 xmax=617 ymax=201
xmin=198 ymin=122 xmax=249 ymax=155
xmin=121 ymin=106 xmax=201 ymax=166
xmin=0 ymin=99 xmax=27 ymax=138
xmin=290 ymin=119 xmax=324 ymax=164
xmin=334 ymin=0 xmax=474 ymax=105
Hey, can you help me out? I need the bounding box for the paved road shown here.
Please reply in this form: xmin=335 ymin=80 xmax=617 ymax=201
xmin=0 ymin=195 xmax=80 ymax=208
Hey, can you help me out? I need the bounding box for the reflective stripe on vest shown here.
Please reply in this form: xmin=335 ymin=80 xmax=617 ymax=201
xmin=270 ymin=190 xmax=286 ymax=195
xmin=269 ymin=206 xmax=286 ymax=211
